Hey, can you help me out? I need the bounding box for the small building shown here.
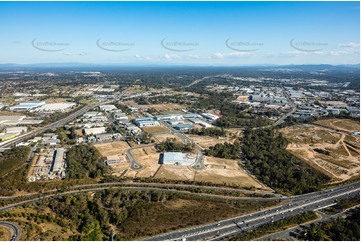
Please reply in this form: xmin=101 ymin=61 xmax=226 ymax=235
xmin=83 ymin=111 xmax=102 ymax=117
xmin=114 ymin=112 xmax=128 ymax=120
xmin=95 ymin=133 xmax=113 ymax=142
xmin=183 ymin=113 xmax=201 ymax=119
xmin=126 ymin=124 xmax=142 ymax=135
xmin=84 ymin=127 xmax=107 ymax=135
xmin=134 ymin=117 xmax=154 ymax=122
xmin=105 ymin=155 xmax=126 ymax=165
xmin=4 ymin=126 xmax=27 ymax=134
xmin=201 ymin=113 xmax=220 ymax=121
xmin=41 ymin=138 xmax=60 ymax=146
xmin=99 ymin=105 xmax=117 ymax=112
xmin=136 ymin=120 xmax=160 ymax=127
xmin=155 ymin=114 xmax=183 ymax=121
xmin=199 ymin=122 xmax=213 ymax=128
xmin=173 ymin=123 xmax=193 ymax=131
xmin=188 ymin=118 xmax=202 ymax=124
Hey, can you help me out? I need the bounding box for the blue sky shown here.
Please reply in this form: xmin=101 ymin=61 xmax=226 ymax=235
xmin=0 ymin=1 xmax=359 ymax=65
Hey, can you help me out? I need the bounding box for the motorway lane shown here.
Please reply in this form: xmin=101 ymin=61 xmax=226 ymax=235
xmin=190 ymin=189 xmax=360 ymax=241
xmin=142 ymin=182 xmax=359 ymax=241
xmin=259 ymin=205 xmax=360 ymax=241
xmin=0 ymin=101 xmax=111 ymax=148
xmin=0 ymin=221 xmax=20 ymax=241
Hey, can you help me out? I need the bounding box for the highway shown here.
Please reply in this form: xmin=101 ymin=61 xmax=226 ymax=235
xmin=259 ymin=205 xmax=360 ymax=241
xmin=0 ymin=100 xmax=111 ymax=149
xmin=0 ymin=181 xmax=358 ymax=241
xmin=0 ymin=221 xmax=20 ymax=241
xmin=142 ymin=182 xmax=359 ymax=241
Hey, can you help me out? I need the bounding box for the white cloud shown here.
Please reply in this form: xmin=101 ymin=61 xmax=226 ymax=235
xmin=134 ymin=54 xmax=152 ymax=60
xmin=164 ymin=53 xmax=182 ymax=60
xmin=211 ymin=52 xmax=253 ymax=59
xmin=338 ymin=42 xmax=360 ymax=48
xmin=331 ymin=42 xmax=360 ymax=56
xmin=63 ymin=51 xmax=88 ymax=56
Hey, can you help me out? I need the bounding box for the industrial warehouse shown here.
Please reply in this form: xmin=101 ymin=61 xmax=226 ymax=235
xmin=159 ymin=152 xmax=197 ymax=166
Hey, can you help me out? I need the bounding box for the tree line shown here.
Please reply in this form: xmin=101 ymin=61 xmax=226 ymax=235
xmin=156 ymin=138 xmax=195 ymax=153
xmin=66 ymin=144 xmax=110 ymax=179
xmin=241 ymin=128 xmax=330 ymax=194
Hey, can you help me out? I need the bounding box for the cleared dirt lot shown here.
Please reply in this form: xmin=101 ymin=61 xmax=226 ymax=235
xmin=141 ymin=125 xmax=170 ymax=134
xmin=281 ymin=124 xmax=360 ymax=182
xmin=314 ymin=118 xmax=360 ymax=132
xmin=194 ymin=156 xmax=268 ymax=189
xmin=124 ymin=146 xmax=161 ymax=178
xmin=154 ymin=156 xmax=268 ymax=189
xmin=93 ymin=141 xmax=130 ymax=157
xmin=185 ymin=134 xmax=232 ymax=149
xmin=153 ymin=133 xmax=182 ymax=143
xmin=155 ymin=165 xmax=195 ymax=181
xmin=147 ymin=103 xmax=186 ymax=112
xmin=123 ymin=144 xmax=268 ymax=189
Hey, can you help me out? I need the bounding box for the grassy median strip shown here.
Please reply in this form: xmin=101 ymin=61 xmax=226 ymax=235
xmin=321 ymin=195 xmax=360 ymax=215
xmin=227 ymin=211 xmax=318 ymax=241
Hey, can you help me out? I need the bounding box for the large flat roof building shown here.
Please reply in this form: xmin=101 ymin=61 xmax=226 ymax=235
xmin=10 ymin=101 xmax=46 ymax=111
xmin=84 ymin=127 xmax=107 ymax=135
xmin=51 ymin=148 xmax=65 ymax=172
xmin=35 ymin=102 xmax=76 ymax=112
xmin=160 ymin=152 xmax=196 ymax=166
xmin=155 ymin=114 xmax=183 ymax=121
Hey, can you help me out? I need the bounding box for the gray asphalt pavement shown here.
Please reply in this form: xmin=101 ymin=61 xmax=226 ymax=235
xmin=0 ymin=221 xmax=20 ymax=241
xmin=142 ymin=182 xmax=359 ymax=241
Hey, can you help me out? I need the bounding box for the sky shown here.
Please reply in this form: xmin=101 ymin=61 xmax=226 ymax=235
xmin=0 ymin=1 xmax=359 ymax=65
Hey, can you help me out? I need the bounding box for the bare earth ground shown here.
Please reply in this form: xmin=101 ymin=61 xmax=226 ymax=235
xmin=0 ymin=111 xmax=24 ymax=116
xmin=0 ymin=225 xmax=11 ymax=241
xmin=94 ymin=142 xmax=131 ymax=175
xmin=123 ymin=144 xmax=268 ymax=189
xmin=154 ymin=156 xmax=268 ymax=189
xmin=110 ymin=162 xmax=129 ymax=176
xmin=194 ymin=156 xmax=268 ymax=189
xmin=185 ymin=134 xmax=232 ymax=149
xmin=132 ymin=147 xmax=160 ymax=178
xmin=314 ymin=118 xmax=360 ymax=132
xmin=141 ymin=125 xmax=170 ymax=134
xmin=155 ymin=165 xmax=196 ymax=181
xmin=281 ymin=124 xmax=360 ymax=183
xmin=43 ymin=98 xmax=67 ymax=103
xmin=153 ymin=133 xmax=182 ymax=143
xmin=93 ymin=141 xmax=130 ymax=157
xmin=147 ymin=103 xmax=186 ymax=112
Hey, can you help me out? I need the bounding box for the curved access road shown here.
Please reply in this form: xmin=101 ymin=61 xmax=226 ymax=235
xmin=0 ymin=221 xmax=20 ymax=241
xmin=0 ymin=186 xmax=284 ymax=213
xmin=0 ymin=181 xmax=280 ymax=201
